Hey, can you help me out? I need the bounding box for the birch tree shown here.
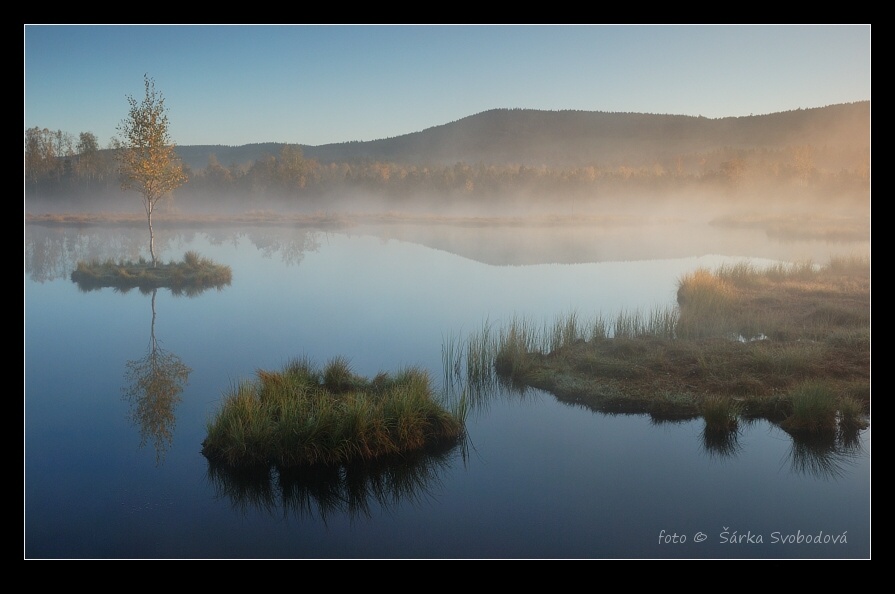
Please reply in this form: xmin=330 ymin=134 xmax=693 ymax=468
xmin=117 ymin=75 xmax=187 ymax=266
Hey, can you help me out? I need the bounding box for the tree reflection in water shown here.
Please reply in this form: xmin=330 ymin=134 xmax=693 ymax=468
xmin=122 ymin=289 xmax=191 ymax=465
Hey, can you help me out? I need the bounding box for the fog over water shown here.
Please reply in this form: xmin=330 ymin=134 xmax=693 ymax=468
xmin=24 ymin=215 xmax=870 ymax=558
xmin=24 ymin=101 xmax=871 ymax=557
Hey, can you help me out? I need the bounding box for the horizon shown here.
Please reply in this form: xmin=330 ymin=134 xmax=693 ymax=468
xmin=25 ymin=25 xmax=870 ymax=148
xmin=161 ymin=101 xmax=874 ymax=149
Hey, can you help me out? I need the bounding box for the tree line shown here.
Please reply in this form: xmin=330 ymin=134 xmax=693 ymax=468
xmin=26 ymin=128 xmax=869 ymax=209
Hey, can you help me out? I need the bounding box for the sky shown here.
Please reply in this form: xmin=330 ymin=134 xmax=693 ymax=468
xmin=24 ymin=24 xmax=871 ymax=148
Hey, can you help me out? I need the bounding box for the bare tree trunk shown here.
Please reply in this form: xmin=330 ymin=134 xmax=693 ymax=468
xmin=147 ymin=207 xmax=157 ymax=268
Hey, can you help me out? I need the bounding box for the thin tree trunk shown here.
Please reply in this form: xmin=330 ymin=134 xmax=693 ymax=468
xmin=147 ymin=207 xmax=157 ymax=268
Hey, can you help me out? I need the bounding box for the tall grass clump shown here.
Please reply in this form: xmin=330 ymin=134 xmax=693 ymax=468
xmin=762 ymin=259 xmax=818 ymax=282
xmin=714 ymin=260 xmax=761 ymax=287
xmin=202 ymin=357 xmax=465 ymax=469
xmin=780 ymin=380 xmax=838 ymax=434
xmin=700 ymin=395 xmax=743 ymax=433
xmin=646 ymin=306 xmax=678 ymax=339
xmin=202 ymin=380 xmax=278 ymax=467
xmin=323 ymin=355 xmax=358 ymax=393
xmin=676 ymin=268 xmax=738 ymax=338
xmin=588 ymin=313 xmax=611 ymax=341
xmin=466 ymin=319 xmax=498 ymax=388
xmin=494 ymin=315 xmax=540 ymax=383
xmin=547 ymin=310 xmax=582 ymax=351
xmin=612 ymin=307 xmax=677 ymax=339
xmin=613 ymin=310 xmax=640 ymax=339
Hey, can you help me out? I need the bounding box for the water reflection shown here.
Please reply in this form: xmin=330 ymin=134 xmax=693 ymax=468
xmin=701 ymin=427 xmax=744 ymax=459
xmin=24 ymin=221 xmax=871 ymax=557
xmin=783 ymin=428 xmax=867 ymax=480
xmin=122 ymin=289 xmax=191 ymax=465
xmin=205 ymin=438 xmax=467 ymax=523
xmin=217 ymin=228 xmax=321 ymax=266
xmin=25 ymin=224 xmax=322 ymax=283
xmin=25 ymin=225 xmax=147 ymax=282
xmin=442 ymin=376 xmax=534 ymax=420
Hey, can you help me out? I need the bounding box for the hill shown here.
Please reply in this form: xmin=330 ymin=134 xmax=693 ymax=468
xmin=173 ymin=102 xmax=869 ymax=171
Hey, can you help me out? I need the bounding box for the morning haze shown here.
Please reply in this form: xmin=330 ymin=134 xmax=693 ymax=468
xmin=25 ymin=95 xmax=870 ymax=558
xmin=26 ymin=101 xmax=869 ymax=225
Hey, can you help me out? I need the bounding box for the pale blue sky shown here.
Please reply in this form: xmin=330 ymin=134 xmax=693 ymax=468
xmin=24 ymin=25 xmax=871 ymax=148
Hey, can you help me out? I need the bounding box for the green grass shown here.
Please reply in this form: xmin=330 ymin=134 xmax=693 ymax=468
xmin=779 ymin=380 xmax=869 ymax=435
xmin=202 ymin=357 xmax=466 ymax=469
xmin=700 ymin=395 xmax=743 ymax=433
xmin=71 ymin=250 xmax=232 ymax=295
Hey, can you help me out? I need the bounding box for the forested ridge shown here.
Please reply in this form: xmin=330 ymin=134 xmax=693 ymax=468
xmin=25 ymin=102 xmax=869 ymax=212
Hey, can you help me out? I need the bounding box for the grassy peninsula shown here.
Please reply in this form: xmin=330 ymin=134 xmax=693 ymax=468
xmin=448 ymin=255 xmax=870 ymax=436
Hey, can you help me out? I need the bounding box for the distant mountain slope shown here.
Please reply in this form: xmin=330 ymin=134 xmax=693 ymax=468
xmin=174 ymin=102 xmax=869 ymax=171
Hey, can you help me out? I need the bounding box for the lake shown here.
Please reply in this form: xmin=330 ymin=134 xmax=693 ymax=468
xmin=24 ymin=216 xmax=871 ymax=559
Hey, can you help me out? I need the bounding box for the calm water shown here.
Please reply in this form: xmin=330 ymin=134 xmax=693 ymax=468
xmin=24 ymin=219 xmax=870 ymax=559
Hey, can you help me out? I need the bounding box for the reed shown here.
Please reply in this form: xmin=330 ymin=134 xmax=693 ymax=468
xmin=714 ymin=261 xmax=759 ymax=285
xmin=466 ymin=319 xmax=498 ymax=388
xmin=588 ymin=313 xmax=611 ymax=341
xmin=441 ymin=330 xmax=463 ymax=390
xmin=494 ymin=314 xmax=541 ymax=384
xmin=547 ymin=309 xmax=582 ymax=351
xmin=675 ymin=268 xmax=738 ymax=338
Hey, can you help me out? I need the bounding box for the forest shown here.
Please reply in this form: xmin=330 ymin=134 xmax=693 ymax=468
xmin=25 ymin=102 xmax=870 ymax=214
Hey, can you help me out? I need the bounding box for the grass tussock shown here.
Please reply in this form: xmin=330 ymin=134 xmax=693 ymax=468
xmin=71 ymin=251 xmax=232 ymax=295
xmin=202 ymin=357 xmax=466 ymax=469
xmin=780 ymin=380 xmax=869 ymax=435
xmin=701 ymin=395 xmax=743 ymax=433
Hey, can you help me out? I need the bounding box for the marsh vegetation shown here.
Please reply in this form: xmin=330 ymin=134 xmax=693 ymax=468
xmin=71 ymin=250 xmax=232 ymax=294
xmin=25 ymin=96 xmax=870 ymax=556
xmin=202 ymin=357 xmax=467 ymax=469
xmin=445 ymin=255 xmax=870 ymax=437
xmin=26 ymin=221 xmax=871 ymax=558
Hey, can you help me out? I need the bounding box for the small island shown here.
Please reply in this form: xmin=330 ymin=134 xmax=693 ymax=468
xmin=71 ymin=251 xmax=232 ymax=294
xmin=201 ymin=356 xmax=466 ymax=469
